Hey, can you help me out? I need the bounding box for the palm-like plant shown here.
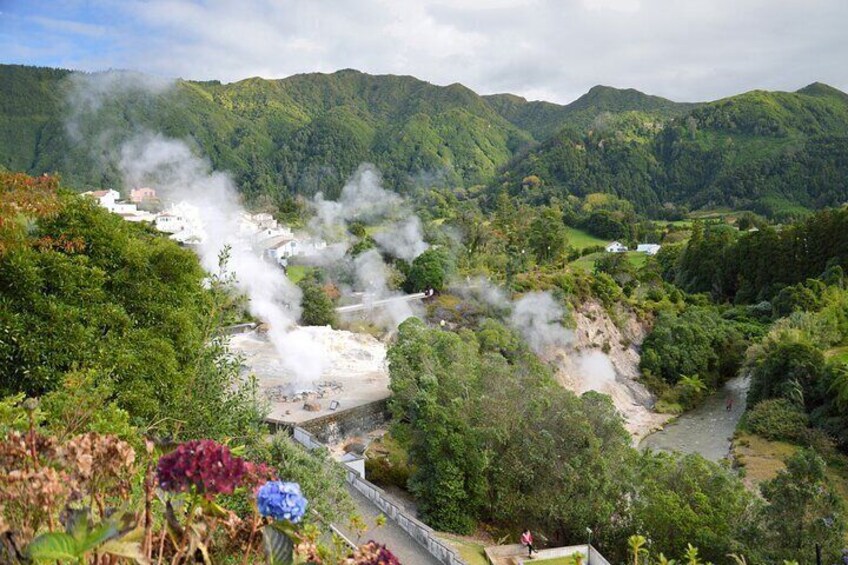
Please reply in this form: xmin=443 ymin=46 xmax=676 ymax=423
xmin=656 ymin=553 xmax=677 ymax=565
xmin=628 ymin=535 xmax=649 ymax=565
xmin=727 ymin=554 xmax=747 ymax=565
xmin=683 ymin=544 xmax=702 ymax=565
xmin=828 ymin=362 xmax=848 ymax=409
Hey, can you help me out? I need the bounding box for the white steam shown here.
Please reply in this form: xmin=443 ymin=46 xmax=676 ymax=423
xmin=460 ymin=278 xmax=573 ymax=354
xmin=118 ymin=133 xmax=326 ymax=387
xmin=372 ymin=216 xmax=429 ymax=262
xmin=509 ymin=292 xmax=574 ymax=354
xmin=573 ymin=350 xmax=617 ymax=393
xmin=308 ymin=164 xmax=428 ymax=329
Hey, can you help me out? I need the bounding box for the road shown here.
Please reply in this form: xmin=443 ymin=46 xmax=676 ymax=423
xmin=640 ymin=376 xmax=750 ymax=461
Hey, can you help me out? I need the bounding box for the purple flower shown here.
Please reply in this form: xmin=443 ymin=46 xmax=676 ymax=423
xmin=156 ymin=440 xmax=247 ymax=497
xmin=256 ymin=481 xmax=308 ymax=523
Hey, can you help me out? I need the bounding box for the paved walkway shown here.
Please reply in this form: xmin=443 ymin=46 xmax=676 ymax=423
xmin=335 ymin=485 xmax=442 ymax=565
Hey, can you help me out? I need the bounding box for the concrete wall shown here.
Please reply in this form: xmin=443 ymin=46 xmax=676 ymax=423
xmin=345 ymin=469 xmax=466 ymax=565
xmin=298 ymin=398 xmax=390 ymax=444
xmin=288 ymin=425 xmax=466 ymax=565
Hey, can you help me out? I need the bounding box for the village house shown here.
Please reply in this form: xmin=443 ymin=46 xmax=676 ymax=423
xmin=81 ymin=189 xmax=120 ymax=211
xmin=636 ymin=243 xmax=662 ymax=255
xmin=605 ymin=241 xmax=628 ymax=253
xmin=129 ymin=187 xmax=157 ymax=203
xmin=154 ymin=212 xmax=184 ymax=233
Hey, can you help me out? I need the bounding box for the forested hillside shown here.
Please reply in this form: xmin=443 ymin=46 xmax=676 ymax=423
xmin=2 ymin=64 xmax=848 ymax=218
xmin=498 ymin=84 xmax=848 ymax=217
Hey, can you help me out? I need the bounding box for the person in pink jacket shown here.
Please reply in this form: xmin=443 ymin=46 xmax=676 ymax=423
xmin=521 ymin=529 xmax=536 ymax=557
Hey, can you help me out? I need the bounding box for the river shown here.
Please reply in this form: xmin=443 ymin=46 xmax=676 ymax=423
xmin=639 ymin=376 xmax=750 ymax=462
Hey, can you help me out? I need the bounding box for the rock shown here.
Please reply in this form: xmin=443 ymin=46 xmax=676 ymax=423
xmin=303 ymin=401 xmax=322 ymax=412
xmin=344 ymin=441 xmax=366 ymax=455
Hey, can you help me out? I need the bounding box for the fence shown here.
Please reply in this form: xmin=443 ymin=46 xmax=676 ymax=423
xmin=290 ymin=426 xmax=466 ymax=565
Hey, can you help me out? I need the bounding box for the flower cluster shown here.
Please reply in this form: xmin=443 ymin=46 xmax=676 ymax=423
xmin=242 ymin=460 xmax=276 ymax=492
xmin=60 ymin=432 xmax=136 ymax=498
xmin=256 ymin=481 xmax=308 ymax=523
xmin=345 ymin=540 xmax=401 ymax=565
xmin=156 ymin=440 xmax=247 ymax=497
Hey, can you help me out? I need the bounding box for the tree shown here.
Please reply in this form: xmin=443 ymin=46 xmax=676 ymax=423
xmin=745 ymin=330 xmax=826 ymax=408
xmin=528 ymin=205 xmax=568 ymax=264
xmin=387 ymin=318 xmax=487 ymax=533
xmin=298 ymin=277 xmax=337 ymax=327
xmin=758 ymin=449 xmax=847 ymax=564
xmin=404 ymin=247 xmax=454 ymax=293
xmin=631 ymin=453 xmax=755 ymax=564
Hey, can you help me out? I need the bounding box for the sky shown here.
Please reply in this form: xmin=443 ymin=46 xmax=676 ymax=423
xmin=2 ymin=0 xmax=847 ymax=104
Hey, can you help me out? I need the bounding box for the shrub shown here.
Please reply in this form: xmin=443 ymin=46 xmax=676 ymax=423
xmin=746 ymin=399 xmax=809 ymax=442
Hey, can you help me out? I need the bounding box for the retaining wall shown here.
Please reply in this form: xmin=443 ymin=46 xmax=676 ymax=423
xmin=344 ymin=469 xmax=466 ymax=565
xmin=289 ymin=426 xmax=466 ymax=565
xmin=297 ymin=398 xmax=390 ymax=444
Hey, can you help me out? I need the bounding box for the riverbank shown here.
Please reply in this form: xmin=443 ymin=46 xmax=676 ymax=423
xmin=639 ymin=376 xmax=750 ymax=461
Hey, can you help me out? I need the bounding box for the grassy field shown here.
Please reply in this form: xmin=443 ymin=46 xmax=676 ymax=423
xmin=826 ymin=345 xmax=848 ymax=363
xmin=733 ymin=432 xmax=848 ymax=503
xmin=565 ymin=227 xmax=608 ymax=251
xmin=437 ymin=535 xmax=489 ymax=565
xmin=569 ymin=251 xmax=647 ymax=272
xmin=532 ymin=557 xmax=578 ymax=565
xmin=285 ymin=265 xmax=311 ymax=284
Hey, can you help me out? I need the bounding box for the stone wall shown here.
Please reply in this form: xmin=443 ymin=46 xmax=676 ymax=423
xmin=345 ymin=469 xmax=467 ymax=565
xmin=298 ymin=398 xmax=390 ymax=444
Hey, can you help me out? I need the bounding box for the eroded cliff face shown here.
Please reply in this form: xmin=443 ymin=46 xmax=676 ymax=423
xmin=544 ymin=300 xmax=672 ymax=442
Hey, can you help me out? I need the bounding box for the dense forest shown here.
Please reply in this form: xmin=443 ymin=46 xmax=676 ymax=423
xmin=2 ymin=64 xmax=848 ymax=218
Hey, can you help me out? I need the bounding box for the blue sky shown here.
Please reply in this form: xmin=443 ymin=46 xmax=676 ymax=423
xmin=2 ymin=0 xmax=848 ymax=104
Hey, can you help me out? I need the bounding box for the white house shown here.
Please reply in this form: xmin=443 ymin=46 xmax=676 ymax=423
xmin=636 ymin=243 xmax=662 ymax=255
xmin=605 ymin=241 xmax=628 ymax=253
xmin=81 ymin=189 xmax=120 ymax=211
xmin=154 ymin=212 xmax=184 ymax=233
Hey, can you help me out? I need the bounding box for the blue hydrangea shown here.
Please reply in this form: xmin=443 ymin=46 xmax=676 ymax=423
xmin=256 ymin=481 xmax=308 ymax=523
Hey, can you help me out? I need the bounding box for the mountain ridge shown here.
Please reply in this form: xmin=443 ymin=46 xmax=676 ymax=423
xmin=1 ymin=63 xmax=847 ymax=216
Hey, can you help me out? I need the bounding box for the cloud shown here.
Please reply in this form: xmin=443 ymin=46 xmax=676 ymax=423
xmin=3 ymin=0 xmax=848 ymax=103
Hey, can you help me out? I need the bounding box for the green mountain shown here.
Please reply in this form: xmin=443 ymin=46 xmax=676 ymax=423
xmin=484 ymin=85 xmax=695 ymax=140
xmin=0 ymin=64 xmax=533 ymax=202
xmin=2 ymin=63 xmax=848 ymax=217
xmin=497 ymin=83 xmax=848 ymax=217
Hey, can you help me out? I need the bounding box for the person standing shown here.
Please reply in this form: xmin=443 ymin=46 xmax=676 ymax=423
xmin=521 ymin=529 xmax=536 ymax=558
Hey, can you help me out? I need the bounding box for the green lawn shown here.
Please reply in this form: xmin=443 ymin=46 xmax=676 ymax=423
xmin=533 ymin=557 xmax=580 ymax=565
xmin=437 ymin=536 xmax=488 ymax=565
xmin=570 ymin=251 xmax=647 ymax=272
xmin=565 ymin=227 xmax=608 ymax=251
xmin=826 ymin=345 xmax=848 ymax=363
xmin=285 ymin=265 xmax=311 ymax=284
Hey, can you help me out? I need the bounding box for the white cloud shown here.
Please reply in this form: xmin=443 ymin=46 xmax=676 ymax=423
xmin=5 ymin=0 xmax=848 ymax=103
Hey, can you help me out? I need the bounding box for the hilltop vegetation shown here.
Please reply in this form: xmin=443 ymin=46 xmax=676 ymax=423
xmin=3 ymin=64 xmax=848 ymax=218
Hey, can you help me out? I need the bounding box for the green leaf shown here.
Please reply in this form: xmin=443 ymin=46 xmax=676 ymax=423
xmin=100 ymin=540 xmax=149 ymax=564
xmin=26 ymin=532 xmax=79 ymax=562
xmin=262 ymin=525 xmax=294 ymax=565
xmin=77 ymin=519 xmax=119 ymax=554
xmin=198 ymin=498 xmax=229 ymax=518
xmin=63 ymin=508 xmax=90 ymax=540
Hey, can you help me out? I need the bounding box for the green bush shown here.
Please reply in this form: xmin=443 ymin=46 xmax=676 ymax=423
xmin=746 ymin=398 xmax=809 ymax=442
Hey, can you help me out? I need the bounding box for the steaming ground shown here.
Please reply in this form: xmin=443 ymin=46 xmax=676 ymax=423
xmin=229 ymin=327 xmax=389 ymax=423
xmin=548 ymin=300 xmax=672 ymax=442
